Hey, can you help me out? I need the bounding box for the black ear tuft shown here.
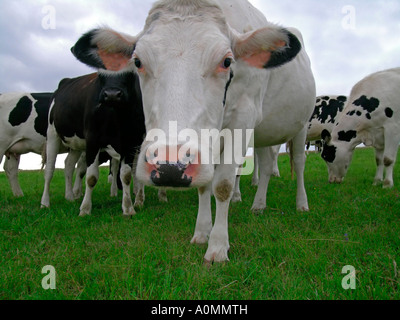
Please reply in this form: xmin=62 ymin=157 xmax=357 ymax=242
xmin=264 ymin=30 xmax=302 ymax=69
xmin=71 ymin=29 xmax=106 ymax=69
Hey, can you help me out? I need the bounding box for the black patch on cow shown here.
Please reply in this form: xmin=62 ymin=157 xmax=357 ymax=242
xmin=337 ymin=95 xmax=347 ymax=102
xmin=31 ymin=93 xmax=52 ymax=137
xmin=356 ymin=111 xmax=362 ymax=116
xmin=385 ymin=107 xmax=394 ymax=118
xmin=366 ymin=113 xmax=372 ymax=120
xmin=321 ymin=144 xmax=336 ymax=163
xmin=8 ymin=96 xmax=32 ymax=127
xmin=263 ymin=30 xmax=302 ymax=69
xmin=313 ymin=97 xmax=347 ymax=124
xmin=337 ymin=130 xmax=357 ymax=142
xmin=223 ymin=70 xmax=234 ymax=106
xmin=347 ymin=110 xmax=356 ymax=116
xmin=353 ymin=95 xmax=380 ymax=114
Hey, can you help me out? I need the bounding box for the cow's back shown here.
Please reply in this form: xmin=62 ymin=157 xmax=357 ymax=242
xmin=50 ymin=73 xmax=99 ymax=141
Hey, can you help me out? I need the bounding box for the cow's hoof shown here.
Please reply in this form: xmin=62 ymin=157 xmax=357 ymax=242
xmin=123 ymin=207 xmax=136 ymax=216
xmin=231 ymin=193 xmax=242 ymax=203
xmin=191 ymin=233 xmax=209 ymax=245
xmin=204 ymin=244 xmax=230 ymax=263
xmin=251 ymin=205 xmax=266 ymax=214
xmin=383 ymin=180 xmax=394 ymax=189
xmin=79 ymin=211 xmax=90 ymax=217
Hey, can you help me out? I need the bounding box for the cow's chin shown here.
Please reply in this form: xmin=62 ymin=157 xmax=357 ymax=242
xmin=135 ymin=156 xmax=214 ymax=190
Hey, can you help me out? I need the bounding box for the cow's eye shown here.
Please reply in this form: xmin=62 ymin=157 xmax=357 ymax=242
xmin=134 ymin=58 xmax=142 ymax=69
xmin=223 ymin=58 xmax=232 ymax=69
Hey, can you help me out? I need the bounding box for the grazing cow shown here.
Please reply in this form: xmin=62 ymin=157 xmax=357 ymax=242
xmin=321 ymin=68 xmax=400 ymax=187
xmin=72 ymin=0 xmax=316 ymax=262
xmin=307 ymin=95 xmax=347 ymax=151
xmin=40 ymin=71 xmax=146 ymax=216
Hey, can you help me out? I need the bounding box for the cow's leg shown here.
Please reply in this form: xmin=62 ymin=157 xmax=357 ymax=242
xmin=79 ymin=153 xmax=100 ymax=216
xmin=64 ymin=150 xmax=82 ymax=201
xmin=382 ymin=131 xmax=400 ymax=188
xmin=4 ymin=155 xmax=23 ymax=197
xmin=191 ymin=184 xmax=213 ymax=245
xmin=251 ymin=147 xmax=275 ymax=213
xmin=158 ymin=189 xmax=168 ymax=203
xmin=373 ymin=147 xmax=385 ymax=186
xmin=291 ymin=128 xmax=309 ymax=211
xmin=204 ymin=169 xmax=236 ymax=263
xmin=110 ymin=158 xmax=119 ymax=197
xmin=252 ymin=151 xmax=259 ymax=186
xmin=232 ymin=175 xmax=242 ymax=203
xmin=73 ymin=152 xmax=86 ymax=199
xmin=41 ymin=125 xmax=61 ymax=208
xmin=120 ymin=160 xmax=135 ymax=216
xmin=133 ymin=179 xmax=144 ymax=208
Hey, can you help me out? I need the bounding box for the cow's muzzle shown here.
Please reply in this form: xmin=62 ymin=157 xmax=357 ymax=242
xmin=144 ymin=145 xmax=199 ymax=188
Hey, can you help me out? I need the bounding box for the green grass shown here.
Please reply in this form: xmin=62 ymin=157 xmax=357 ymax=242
xmin=0 ymin=147 xmax=399 ymax=300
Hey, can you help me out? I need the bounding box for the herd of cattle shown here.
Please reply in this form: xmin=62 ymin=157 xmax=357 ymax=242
xmin=1 ymin=0 xmax=399 ymax=262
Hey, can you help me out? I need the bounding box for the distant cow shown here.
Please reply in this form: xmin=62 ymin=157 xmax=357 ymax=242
xmin=307 ymin=95 xmax=347 ymax=152
xmin=0 ymin=92 xmax=52 ymax=196
xmin=40 ymin=71 xmax=146 ymax=216
xmin=321 ymin=68 xmax=400 ymax=187
xmin=0 ymin=92 xmax=93 ymax=198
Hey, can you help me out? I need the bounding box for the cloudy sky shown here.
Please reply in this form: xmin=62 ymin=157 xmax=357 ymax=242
xmin=0 ymin=0 xmax=399 ymax=170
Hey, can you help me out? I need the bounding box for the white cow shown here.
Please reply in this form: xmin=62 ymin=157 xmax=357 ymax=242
xmin=72 ymin=0 xmax=316 ymax=262
xmin=321 ymin=68 xmax=400 ymax=187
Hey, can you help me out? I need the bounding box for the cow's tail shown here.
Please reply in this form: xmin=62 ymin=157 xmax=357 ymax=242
xmin=287 ymin=140 xmax=294 ymax=180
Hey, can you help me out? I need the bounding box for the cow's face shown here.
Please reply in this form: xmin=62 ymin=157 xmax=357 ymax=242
xmin=321 ymin=129 xmax=353 ymax=183
xmin=71 ymin=1 xmax=302 ymax=188
xmin=98 ymin=71 xmax=138 ymax=106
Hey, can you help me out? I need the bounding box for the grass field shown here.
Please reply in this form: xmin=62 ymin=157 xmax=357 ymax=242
xmin=0 ymin=147 xmax=399 ymax=300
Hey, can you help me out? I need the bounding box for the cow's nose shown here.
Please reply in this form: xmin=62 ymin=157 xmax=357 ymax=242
xmin=145 ymin=146 xmax=199 ymax=188
xmin=103 ymin=89 xmax=123 ymax=101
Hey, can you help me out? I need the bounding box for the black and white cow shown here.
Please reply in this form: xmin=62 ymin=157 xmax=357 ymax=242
xmin=0 ymin=92 xmax=89 ymax=198
xmin=40 ymin=71 xmax=146 ymax=216
xmin=307 ymin=95 xmax=347 ymax=152
xmin=0 ymin=92 xmax=52 ymax=196
xmin=321 ymin=68 xmax=400 ymax=187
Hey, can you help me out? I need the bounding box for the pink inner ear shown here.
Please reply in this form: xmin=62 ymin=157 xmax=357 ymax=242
xmin=98 ymin=50 xmax=131 ymax=71
xmin=242 ymin=51 xmax=272 ymax=69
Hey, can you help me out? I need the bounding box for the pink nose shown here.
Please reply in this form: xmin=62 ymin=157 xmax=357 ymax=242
xmin=145 ymin=145 xmax=199 ymax=187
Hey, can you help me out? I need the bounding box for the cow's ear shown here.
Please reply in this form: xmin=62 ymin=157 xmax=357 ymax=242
xmin=233 ymin=26 xmax=301 ymax=69
xmin=71 ymin=28 xmax=136 ymax=71
xmin=321 ymin=129 xmax=332 ymax=144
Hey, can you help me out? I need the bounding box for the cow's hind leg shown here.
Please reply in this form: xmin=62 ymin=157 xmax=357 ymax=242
xmin=41 ymin=123 xmax=61 ymax=208
xmin=251 ymin=147 xmax=277 ymax=213
xmin=373 ymin=147 xmax=385 ymax=186
xmin=4 ymin=155 xmax=23 ymax=197
xmin=382 ymin=130 xmax=400 ymax=188
xmin=291 ymin=127 xmax=309 ymax=211
xmin=64 ymin=150 xmax=82 ymax=201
